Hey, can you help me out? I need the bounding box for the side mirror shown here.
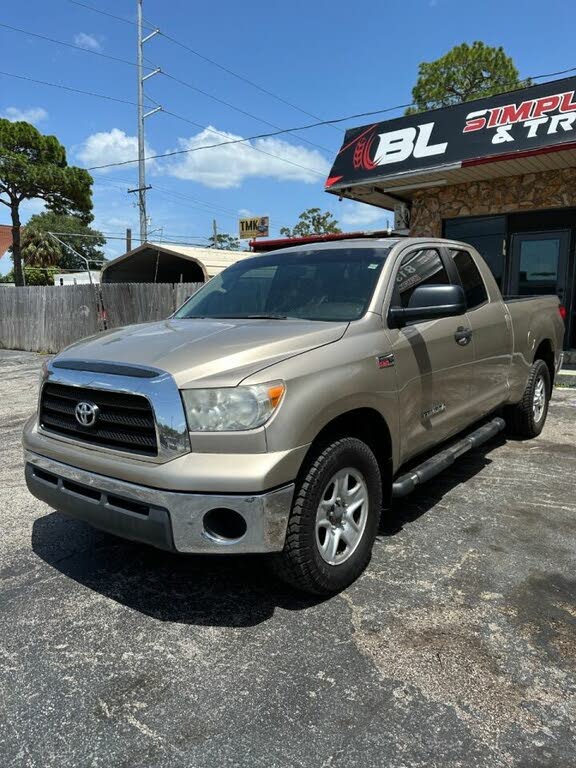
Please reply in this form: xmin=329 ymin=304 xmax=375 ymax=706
xmin=389 ymin=284 xmax=466 ymax=328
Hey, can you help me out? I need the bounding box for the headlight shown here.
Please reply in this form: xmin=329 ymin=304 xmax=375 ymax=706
xmin=181 ymin=381 xmax=285 ymax=432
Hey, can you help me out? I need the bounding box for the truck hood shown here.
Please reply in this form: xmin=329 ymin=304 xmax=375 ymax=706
xmin=56 ymin=318 xmax=348 ymax=387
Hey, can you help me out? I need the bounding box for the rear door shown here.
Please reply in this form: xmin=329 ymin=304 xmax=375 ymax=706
xmin=447 ymin=247 xmax=513 ymax=419
xmin=386 ymin=246 xmax=475 ymax=462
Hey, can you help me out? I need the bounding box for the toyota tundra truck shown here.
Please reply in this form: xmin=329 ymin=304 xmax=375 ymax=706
xmin=23 ymin=237 xmax=565 ymax=594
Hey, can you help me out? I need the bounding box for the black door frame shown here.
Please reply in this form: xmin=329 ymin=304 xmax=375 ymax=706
xmin=443 ymin=207 xmax=576 ymax=349
xmin=508 ymin=229 xmax=571 ymax=300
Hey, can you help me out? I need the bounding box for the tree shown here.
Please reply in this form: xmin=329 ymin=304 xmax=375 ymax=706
xmin=406 ymin=41 xmax=526 ymax=114
xmin=0 ymin=266 xmax=58 ymax=285
xmin=0 ymin=120 xmax=93 ymax=285
xmin=208 ymin=232 xmax=241 ymax=250
xmin=280 ymin=208 xmax=341 ymax=238
xmin=20 ymin=228 xmax=60 ymax=268
xmin=20 ymin=212 xmax=106 ymax=271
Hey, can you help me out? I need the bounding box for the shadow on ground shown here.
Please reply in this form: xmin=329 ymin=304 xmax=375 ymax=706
xmin=380 ymin=436 xmax=504 ymax=536
xmin=31 ymin=438 xmax=503 ymax=628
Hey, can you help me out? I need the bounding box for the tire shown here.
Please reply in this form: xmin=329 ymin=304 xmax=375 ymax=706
xmin=505 ymin=359 xmax=551 ymax=438
xmin=271 ymin=437 xmax=383 ymax=595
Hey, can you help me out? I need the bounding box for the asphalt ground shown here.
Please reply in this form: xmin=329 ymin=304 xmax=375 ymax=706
xmin=1 ymin=349 xmax=575 ymax=768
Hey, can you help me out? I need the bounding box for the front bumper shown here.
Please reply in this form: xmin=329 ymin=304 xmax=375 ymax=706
xmin=25 ymin=451 xmax=294 ymax=554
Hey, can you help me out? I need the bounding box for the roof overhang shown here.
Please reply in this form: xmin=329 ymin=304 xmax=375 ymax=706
xmin=326 ymin=76 xmax=576 ymax=210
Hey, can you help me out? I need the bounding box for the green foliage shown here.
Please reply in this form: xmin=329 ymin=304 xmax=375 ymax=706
xmin=0 ymin=119 xmax=94 ymax=285
xmin=21 ymin=212 xmax=106 ymax=270
xmin=23 ymin=266 xmax=59 ymax=286
xmin=406 ymin=41 xmax=526 ymax=114
xmin=20 ymin=228 xmax=60 ymax=268
xmin=279 ymin=208 xmax=341 ymax=238
xmin=208 ymin=232 xmax=242 ymax=251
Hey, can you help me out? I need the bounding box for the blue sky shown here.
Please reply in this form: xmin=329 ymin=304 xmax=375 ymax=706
xmin=1 ymin=0 xmax=574 ymax=272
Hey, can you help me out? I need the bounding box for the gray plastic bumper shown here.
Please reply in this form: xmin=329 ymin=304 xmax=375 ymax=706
xmin=25 ymin=451 xmax=294 ymax=554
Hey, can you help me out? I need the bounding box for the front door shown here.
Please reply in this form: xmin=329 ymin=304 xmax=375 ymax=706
xmin=387 ymin=246 xmax=475 ymax=463
xmin=510 ymin=230 xmax=570 ymax=304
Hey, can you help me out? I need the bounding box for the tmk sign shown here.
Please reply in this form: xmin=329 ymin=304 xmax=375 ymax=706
xmin=326 ymin=76 xmax=576 ymax=187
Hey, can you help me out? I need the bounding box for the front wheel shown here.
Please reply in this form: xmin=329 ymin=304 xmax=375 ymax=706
xmin=271 ymin=437 xmax=382 ymax=595
xmin=505 ymin=359 xmax=551 ymax=438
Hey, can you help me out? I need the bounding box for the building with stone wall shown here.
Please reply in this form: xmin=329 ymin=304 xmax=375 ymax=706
xmin=326 ymin=76 xmax=576 ymax=354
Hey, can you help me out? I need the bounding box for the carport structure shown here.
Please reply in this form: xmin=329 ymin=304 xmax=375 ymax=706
xmin=101 ymin=242 xmax=249 ymax=283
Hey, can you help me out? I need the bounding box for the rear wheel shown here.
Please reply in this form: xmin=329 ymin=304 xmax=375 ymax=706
xmin=271 ymin=437 xmax=382 ymax=595
xmin=505 ymin=359 xmax=551 ymax=438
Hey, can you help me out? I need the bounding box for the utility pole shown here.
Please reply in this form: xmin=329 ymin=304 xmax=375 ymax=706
xmin=133 ymin=0 xmax=161 ymax=245
xmin=213 ymin=219 xmax=218 ymax=248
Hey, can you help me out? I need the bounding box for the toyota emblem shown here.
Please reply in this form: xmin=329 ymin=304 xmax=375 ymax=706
xmin=75 ymin=401 xmax=99 ymax=427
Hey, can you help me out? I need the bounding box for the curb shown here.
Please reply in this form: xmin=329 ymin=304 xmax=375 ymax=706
xmin=556 ymin=370 xmax=576 ymax=388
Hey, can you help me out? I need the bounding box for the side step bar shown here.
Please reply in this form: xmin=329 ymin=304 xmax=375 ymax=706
xmin=392 ymin=417 xmax=506 ymax=498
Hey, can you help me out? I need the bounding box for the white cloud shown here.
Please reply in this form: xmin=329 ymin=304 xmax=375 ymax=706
xmin=74 ymin=32 xmax=101 ymax=51
xmin=339 ymin=200 xmax=391 ymax=229
xmin=165 ymin=126 xmax=330 ymax=188
xmin=2 ymin=106 xmax=48 ymax=125
xmin=76 ymin=128 xmax=154 ymax=172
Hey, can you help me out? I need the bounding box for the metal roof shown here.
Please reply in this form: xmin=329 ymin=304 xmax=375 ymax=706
xmin=101 ymin=242 xmax=251 ymax=282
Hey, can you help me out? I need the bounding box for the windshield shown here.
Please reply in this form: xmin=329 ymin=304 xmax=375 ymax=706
xmin=174 ymin=247 xmax=390 ymax=322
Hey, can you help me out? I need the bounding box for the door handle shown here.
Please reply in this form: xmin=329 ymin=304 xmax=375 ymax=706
xmin=455 ymin=327 xmax=473 ymax=346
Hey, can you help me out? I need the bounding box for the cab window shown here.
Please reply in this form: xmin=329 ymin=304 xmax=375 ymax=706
xmin=449 ymin=249 xmax=488 ymax=309
xmin=394 ymin=249 xmax=450 ymax=308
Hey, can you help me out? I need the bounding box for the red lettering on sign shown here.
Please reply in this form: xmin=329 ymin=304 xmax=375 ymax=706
xmin=532 ymin=95 xmax=561 ymax=118
xmin=499 ymin=101 xmax=534 ymax=125
xmin=487 ymin=108 xmax=503 ymax=128
xmin=560 ymin=91 xmax=576 ymax=113
xmin=463 ymin=110 xmax=487 ymax=132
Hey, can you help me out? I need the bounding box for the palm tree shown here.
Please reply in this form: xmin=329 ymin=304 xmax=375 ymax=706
xmin=20 ymin=228 xmax=62 ymax=267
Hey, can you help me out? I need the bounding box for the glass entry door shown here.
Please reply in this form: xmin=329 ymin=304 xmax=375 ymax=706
xmin=509 ymin=230 xmax=570 ymax=302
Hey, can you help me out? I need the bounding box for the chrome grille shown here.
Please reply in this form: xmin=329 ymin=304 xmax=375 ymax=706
xmin=39 ymin=382 xmax=158 ymax=456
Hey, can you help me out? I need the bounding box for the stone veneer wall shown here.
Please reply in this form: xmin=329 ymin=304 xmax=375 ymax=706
xmin=409 ymin=167 xmax=576 ymax=237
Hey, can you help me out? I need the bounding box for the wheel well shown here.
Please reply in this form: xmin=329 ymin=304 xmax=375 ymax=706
xmin=534 ymin=339 xmax=555 ymax=385
xmin=302 ymin=408 xmax=393 ymax=503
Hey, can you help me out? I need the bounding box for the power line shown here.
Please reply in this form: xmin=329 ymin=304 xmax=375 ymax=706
xmin=91 ymin=175 xmax=289 ymax=235
xmin=0 ymin=68 xmax=328 ymax=179
xmin=159 ymin=107 xmax=329 ymax=177
xmin=158 ymin=31 xmax=345 ymax=133
xmin=1 ymin=19 xmax=334 ymax=156
xmin=64 ymin=0 xmax=343 ymax=132
xmin=0 ymin=22 xmax=155 ymax=71
xmin=85 ymin=101 xmax=417 ymax=170
xmin=67 ymin=0 xmax=156 ymax=30
xmin=161 ymin=72 xmax=334 ymax=154
xmin=0 ymin=70 xmax=148 ymax=108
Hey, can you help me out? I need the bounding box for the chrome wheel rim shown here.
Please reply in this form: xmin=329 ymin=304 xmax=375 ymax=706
xmin=533 ymin=375 xmax=546 ymax=423
xmin=315 ymin=467 xmax=369 ymax=566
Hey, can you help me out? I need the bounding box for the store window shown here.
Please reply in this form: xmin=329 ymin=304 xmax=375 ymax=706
xmin=443 ymin=215 xmax=505 ymax=288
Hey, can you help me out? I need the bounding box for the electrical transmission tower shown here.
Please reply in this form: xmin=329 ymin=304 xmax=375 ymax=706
xmin=129 ymin=0 xmax=161 ymax=244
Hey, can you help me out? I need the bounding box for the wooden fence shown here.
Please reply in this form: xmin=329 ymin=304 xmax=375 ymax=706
xmin=0 ymin=282 xmax=203 ymax=354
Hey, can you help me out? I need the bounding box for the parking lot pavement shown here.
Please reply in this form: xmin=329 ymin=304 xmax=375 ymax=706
xmin=1 ymin=348 xmax=575 ymax=768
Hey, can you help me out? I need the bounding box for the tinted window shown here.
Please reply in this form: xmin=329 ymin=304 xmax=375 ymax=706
xmin=443 ymin=215 xmax=505 ymax=288
xmin=175 ymin=247 xmax=391 ymax=322
xmin=394 ymin=249 xmax=450 ymax=309
xmin=450 ymin=249 xmax=488 ymax=308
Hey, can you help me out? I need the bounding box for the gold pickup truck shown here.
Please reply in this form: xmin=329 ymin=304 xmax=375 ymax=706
xmin=23 ymin=237 xmax=565 ymax=594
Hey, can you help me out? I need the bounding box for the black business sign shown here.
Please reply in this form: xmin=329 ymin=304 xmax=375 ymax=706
xmin=326 ymin=76 xmax=576 ymax=190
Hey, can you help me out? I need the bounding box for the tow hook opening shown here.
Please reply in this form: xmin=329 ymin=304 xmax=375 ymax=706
xmin=203 ymin=508 xmax=248 ymax=543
